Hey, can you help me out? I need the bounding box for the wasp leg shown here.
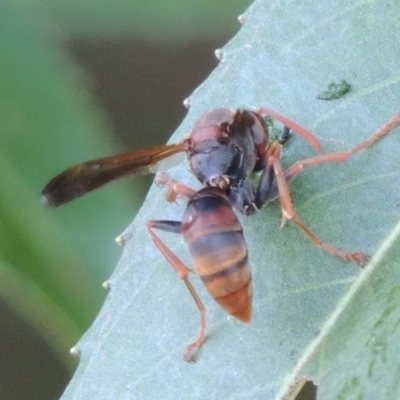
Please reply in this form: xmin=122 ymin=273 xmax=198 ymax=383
xmin=255 ymin=107 xmax=321 ymax=152
xmin=263 ymin=113 xmax=400 ymax=204
xmin=263 ymin=142 xmax=369 ymax=265
xmin=147 ymin=219 xmax=207 ymax=361
xmin=282 ymin=113 xmax=400 ymax=190
xmin=155 ymin=173 xmax=196 ymax=202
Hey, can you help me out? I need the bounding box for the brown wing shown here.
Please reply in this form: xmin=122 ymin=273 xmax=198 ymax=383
xmin=41 ymin=142 xmax=188 ymax=207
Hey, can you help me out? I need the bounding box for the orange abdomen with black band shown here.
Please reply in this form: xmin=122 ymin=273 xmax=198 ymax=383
xmin=181 ymin=188 xmax=252 ymax=322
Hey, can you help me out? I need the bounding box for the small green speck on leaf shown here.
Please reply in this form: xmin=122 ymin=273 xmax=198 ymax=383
xmin=316 ymin=80 xmax=352 ymax=100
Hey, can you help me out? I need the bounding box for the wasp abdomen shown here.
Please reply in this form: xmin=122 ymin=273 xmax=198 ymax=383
xmin=182 ymin=188 xmax=252 ymax=322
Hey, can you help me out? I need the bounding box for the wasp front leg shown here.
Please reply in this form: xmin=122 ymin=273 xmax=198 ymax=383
xmin=261 ymin=113 xmax=400 ymax=206
xmin=146 ymin=219 xmax=207 ymax=361
xmin=155 ymin=173 xmax=196 ymax=202
xmin=276 ymin=113 xmax=400 ymax=191
xmin=255 ymin=107 xmax=322 ymax=152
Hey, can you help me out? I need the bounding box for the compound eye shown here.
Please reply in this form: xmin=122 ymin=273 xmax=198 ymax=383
xmin=251 ymin=114 xmax=269 ymax=146
xmin=190 ymin=126 xmax=224 ymax=144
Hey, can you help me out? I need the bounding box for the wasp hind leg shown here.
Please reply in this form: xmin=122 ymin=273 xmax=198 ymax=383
xmin=146 ymin=219 xmax=207 ymax=361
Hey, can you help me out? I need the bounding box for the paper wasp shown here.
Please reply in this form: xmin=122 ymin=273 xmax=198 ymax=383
xmin=41 ymin=108 xmax=400 ymax=360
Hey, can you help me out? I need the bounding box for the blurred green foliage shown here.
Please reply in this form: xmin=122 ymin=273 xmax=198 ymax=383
xmin=34 ymin=0 xmax=249 ymax=42
xmin=0 ymin=1 xmax=134 ymax=360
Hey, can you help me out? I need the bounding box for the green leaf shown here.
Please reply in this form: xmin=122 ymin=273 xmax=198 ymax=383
xmin=291 ymin=220 xmax=400 ymax=399
xmin=61 ymin=0 xmax=400 ymax=398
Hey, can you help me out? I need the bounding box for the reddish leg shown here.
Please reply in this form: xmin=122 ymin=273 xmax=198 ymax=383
xmin=264 ymin=142 xmax=369 ymax=265
xmin=264 ymin=113 xmax=400 ymax=204
xmin=280 ymin=113 xmax=400 ymax=188
xmin=256 ymin=107 xmax=322 ymax=152
xmin=147 ymin=219 xmax=207 ymax=361
xmin=155 ymin=173 xmax=196 ymax=202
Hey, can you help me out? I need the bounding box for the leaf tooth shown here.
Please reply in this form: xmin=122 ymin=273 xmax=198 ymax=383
xmin=214 ymin=48 xmax=223 ymax=60
xmin=70 ymin=346 xmax=81 ymax=358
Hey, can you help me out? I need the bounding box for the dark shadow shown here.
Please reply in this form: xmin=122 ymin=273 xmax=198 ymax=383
xmin=296 ymin=380 xmax=318 ymax=400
